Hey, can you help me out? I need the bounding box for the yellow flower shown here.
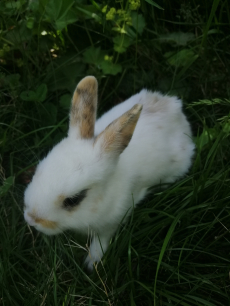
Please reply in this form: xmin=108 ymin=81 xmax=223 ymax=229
xmin=104 ymin=55 xmax=113 ymax=61
xmin=125 ymin=16 xmax=132 ymax=24
xmin=106 ymin=7 xmax=116 ymax=20
xmin=102 ymin=5 xmax=107 ymax=13
xmin=120 ymin=26 xmax=127 ymax=34
xmin=117 ymin=9 xmax=126 ymax=16
xmin=129 ymin=0 xmax=140 ymax=10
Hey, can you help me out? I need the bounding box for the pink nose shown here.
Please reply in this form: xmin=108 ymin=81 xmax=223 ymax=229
xmin=24 ymin=211 xmax=36 ymax=226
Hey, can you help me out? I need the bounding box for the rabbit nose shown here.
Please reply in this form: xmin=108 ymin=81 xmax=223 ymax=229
xmin=24 ymin=211 xmax=36 ymax=226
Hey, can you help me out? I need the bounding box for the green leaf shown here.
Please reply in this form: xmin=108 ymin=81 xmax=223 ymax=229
xmin=113 ymin=35 xmax=132 ymax=53
xmin=164 ymin=49 xmax=198 ymax=67
xmin=131 ymin=12 xmax=146 ymax=35
xmin=28 ymin=0 xmax=39 ymax=11
xmin=40 ymin=0 xmax=77 ymax=30
xmin=159 ymin=32 xmax=195 ymax=46
xmin=36 ymin=84 xmax=47 ymax=102
xmin=20 ymin=90 xmax=37 ymax=101
xmin=144 ymin=0 xmax=164 ymax=10
xmin=83 ymin=46 xmax=122 ymax=75
xmin=40 ymin=0 xmax=63 ymax=20
xmin=20 ymin=84 xmax=47 ymax=102
xmin=6 ymin=21 xmax=32 ymax=45
xmin=26 ymin=17 xmax=35 ymax=29
xmin=207 ymin=29 xmax=222 ymax=35
xmin=114 ymin=45 xmax=126 ymax=53
xmin=59 ymin=94 xmax=71 ymax=109
xmin=74 ymin=5 xmax=101 ymax=21
xmin=55 ymin=10 xmax=78 ymax=30
xmin=83 ymin=47 xmax=105 ymax=65
xmin=0 ymin=176 xmax=14 ymax=196
xmin=222 ymin=121 xmax=230 ymax=135
xmin=56 ymin=0 xmax=75 ymax=20
xmin=5 ymin=1 xmax=22 ymax=9
xmin=100 ymin=61 xmax=122 ymax=75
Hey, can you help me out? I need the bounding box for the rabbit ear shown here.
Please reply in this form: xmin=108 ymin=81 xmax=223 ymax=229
xmin=69 ymin=76 xmax=98 ymax=139
xmin=95 ymin=104 xmax=142 ymax=155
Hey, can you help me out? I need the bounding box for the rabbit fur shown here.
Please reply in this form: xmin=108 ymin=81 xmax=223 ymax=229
xmin=24 ymin=76 xmax=194 ymax=270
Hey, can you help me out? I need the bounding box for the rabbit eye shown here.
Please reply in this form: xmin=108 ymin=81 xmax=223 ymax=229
xmin=63 ymin=189 xmax=88 ymax=209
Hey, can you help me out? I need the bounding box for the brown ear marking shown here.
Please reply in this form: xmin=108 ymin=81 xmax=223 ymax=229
xmin=95 ymin=104 xmax=143 ymax=154
xmin=70 ymin=76 xmax=98 ymax=139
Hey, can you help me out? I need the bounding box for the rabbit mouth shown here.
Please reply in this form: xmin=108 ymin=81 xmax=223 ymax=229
xmin=24 ymin=211 xmax=58 ymax=231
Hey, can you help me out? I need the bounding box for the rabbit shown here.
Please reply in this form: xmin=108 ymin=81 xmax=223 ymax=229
xmin=24 ymin=76 xmax=194 ymax=271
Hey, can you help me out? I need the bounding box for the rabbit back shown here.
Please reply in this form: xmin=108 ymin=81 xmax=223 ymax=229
xmin=96 ymin=90 xmax=194 ymax=192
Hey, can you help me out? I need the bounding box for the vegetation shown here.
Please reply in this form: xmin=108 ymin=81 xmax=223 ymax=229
xmin=1 ymin=0 xmax=230 ymax=305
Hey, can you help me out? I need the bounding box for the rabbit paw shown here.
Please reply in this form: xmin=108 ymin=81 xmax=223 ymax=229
xmin=84 ymin=236 xmax=107 ymax=271
xmin=84 ymin=254 xmax=97 ymax=272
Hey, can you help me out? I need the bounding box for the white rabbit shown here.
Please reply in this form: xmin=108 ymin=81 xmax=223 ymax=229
xmin=24 ymin=76 xmax=194 ymax=270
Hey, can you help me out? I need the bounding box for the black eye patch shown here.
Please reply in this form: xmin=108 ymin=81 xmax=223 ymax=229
xmin=63 ymin=189 xmax=88 ymax=209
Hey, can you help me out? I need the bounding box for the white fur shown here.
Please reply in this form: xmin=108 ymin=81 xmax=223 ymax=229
xmin=24 ymin=85 xmax=194 ymax=270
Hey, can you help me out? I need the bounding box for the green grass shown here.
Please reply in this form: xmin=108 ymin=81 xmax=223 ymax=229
xmin=1 ymin=0 xmax=230 ymax=305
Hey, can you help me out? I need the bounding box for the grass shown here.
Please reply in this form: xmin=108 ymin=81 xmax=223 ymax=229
xmin=1 ymin=0 xmax=230 ymax=305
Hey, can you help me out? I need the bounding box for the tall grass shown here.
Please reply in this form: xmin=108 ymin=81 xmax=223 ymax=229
xmin=1 ymin=0 xmax=230 ymax=305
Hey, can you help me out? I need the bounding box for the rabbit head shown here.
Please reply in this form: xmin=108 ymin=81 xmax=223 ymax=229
xmin=24 ymin=76 xmax=142 ymax=236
